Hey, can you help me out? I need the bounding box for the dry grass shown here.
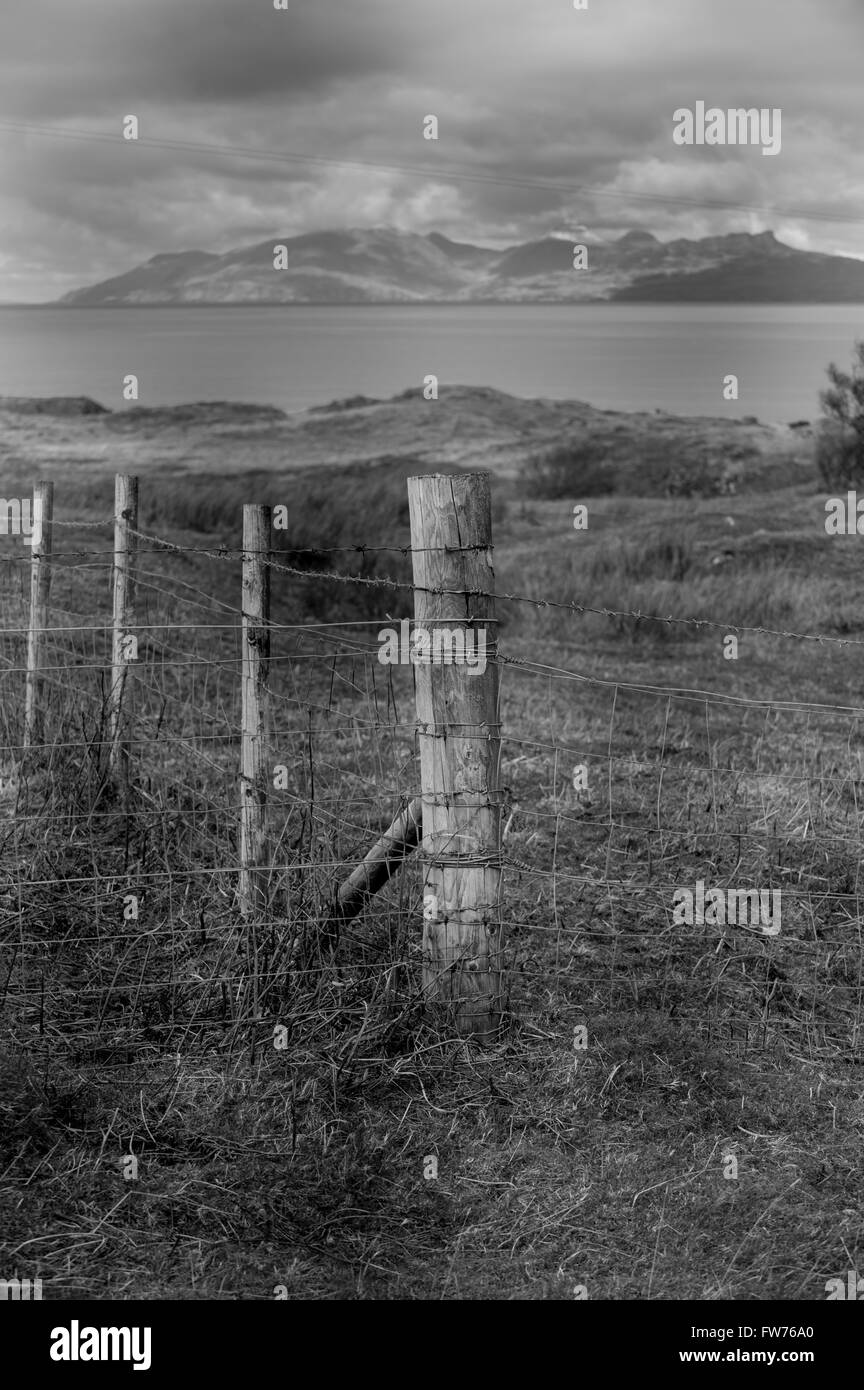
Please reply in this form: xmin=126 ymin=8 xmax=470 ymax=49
xmin=1 ymin=457 xmax=864 ymax=1301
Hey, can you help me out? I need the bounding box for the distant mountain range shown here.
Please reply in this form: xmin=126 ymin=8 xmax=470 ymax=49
xmin=59 ymin=227 xmax=864 ymax=305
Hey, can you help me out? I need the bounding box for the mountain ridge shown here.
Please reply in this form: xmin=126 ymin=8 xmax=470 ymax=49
xmin=58 ymin=227 xmax=864 ymax=305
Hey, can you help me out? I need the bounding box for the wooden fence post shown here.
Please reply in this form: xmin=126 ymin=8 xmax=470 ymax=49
xmin=407 ymin=473 xmax=503 ymax=1042
xmin=239 ymin=504 xmax=271 ymax=918
xmin=109 ymin=474 xmax=139 ymax=782
xmin=23 ymin=480 xmax=54 ymax=754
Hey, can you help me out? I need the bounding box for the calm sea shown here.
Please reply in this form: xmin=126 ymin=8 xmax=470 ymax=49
xmin=0 ymin=304 xmax=861 ymax=423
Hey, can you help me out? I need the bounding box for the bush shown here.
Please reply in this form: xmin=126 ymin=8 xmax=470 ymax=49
xmin=816 ymin=339 xmax=864 ymax=489
xmin=521 ymin=441 xmax=617 ymax=499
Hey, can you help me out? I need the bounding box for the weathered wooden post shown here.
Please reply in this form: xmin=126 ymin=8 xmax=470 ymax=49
xmin=108 ymin=474 xmax=139 ymax=782
xmin=239 ymin=504 xmax=271 ymax=918
xmin=23 ymin=480 xmax=54 ymax=753
xmin=407 ymin=473 xmax=503 ymax=1042
xmin=333 ymin=797 xmax=423 ymax=924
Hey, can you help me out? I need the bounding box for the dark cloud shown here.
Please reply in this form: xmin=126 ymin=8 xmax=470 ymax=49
xmin=0 ymin=0 xmax=861 ymax=300
xmin=0 ymin=0 xmax=408 ymax=116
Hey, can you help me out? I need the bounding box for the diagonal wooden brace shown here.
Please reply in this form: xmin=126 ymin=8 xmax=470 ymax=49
xmin=333 ymin=797 xmax=423 ymax=924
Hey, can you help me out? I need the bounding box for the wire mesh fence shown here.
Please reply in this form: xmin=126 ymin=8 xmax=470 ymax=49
xmin=4 ymin=470 xmax=864 ymax=1305
xmin=2 ymin=475 xmax=863 ymax=1112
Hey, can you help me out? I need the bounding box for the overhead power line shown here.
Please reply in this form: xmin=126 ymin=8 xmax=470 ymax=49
xmin=0 ymin=119 xmax=861 ymax=229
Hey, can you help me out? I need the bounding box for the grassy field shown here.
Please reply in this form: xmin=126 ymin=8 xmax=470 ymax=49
xmin=1 ymin=390 xmax=863 ymax=1300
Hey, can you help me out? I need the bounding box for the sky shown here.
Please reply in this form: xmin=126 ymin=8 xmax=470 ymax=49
xmin=0 ymin=0 xmax=862 ymax=301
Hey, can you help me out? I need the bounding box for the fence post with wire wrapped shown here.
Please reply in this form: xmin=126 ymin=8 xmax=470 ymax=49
xmin=407 ymin=472 xmax=503 ymax=1043
xmin=239 ymin=503 xmax=272 ymax=919
xmin=23 ymin=478 xmax=54 ymax=755
xmin=108 ymin=473 xmax=139 ymax=783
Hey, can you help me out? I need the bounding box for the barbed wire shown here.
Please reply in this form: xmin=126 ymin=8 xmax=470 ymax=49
xmin=120 ymin=523 xmax=864 ymax=652
xmin=8 ymin=515 xmax=864 ymax=652
xmin=5 ymin=504 xmax=864 ymax=1100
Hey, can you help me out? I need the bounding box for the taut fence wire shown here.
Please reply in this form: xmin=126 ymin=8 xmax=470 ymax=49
xmin=2 ymin=471 xmax=863 ymax=1125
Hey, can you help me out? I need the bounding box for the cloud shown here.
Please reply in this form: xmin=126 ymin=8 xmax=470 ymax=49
xmin=0 ymin=0 xmax=861 ymax=299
